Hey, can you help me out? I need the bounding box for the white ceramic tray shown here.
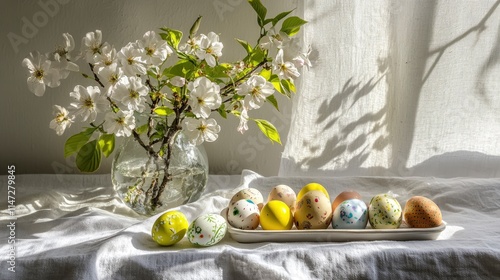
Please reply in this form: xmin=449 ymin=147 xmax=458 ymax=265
xmin=228 ymin=223 xmax=446 ymax=243
xmin=222 ymin=207 xmax=446 ymax=243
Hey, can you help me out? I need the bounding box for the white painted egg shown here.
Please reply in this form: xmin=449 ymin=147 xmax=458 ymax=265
xmin=229 ymin=188 xmax=264 ymax=210
xmin=332 ymin=199 xmax=368 ymax=229
xmin=227 ymin=199 xmax=260 ymax=230
xmin=187 ymin=213 xmax=227 ymax=246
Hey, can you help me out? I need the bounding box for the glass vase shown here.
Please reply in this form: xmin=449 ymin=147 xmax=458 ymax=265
xmin=111 ymin=132 xmax=208 ymax=216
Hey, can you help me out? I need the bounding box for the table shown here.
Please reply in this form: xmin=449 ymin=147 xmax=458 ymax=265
xmin=1 ymin=170 xmax=499 ymax=279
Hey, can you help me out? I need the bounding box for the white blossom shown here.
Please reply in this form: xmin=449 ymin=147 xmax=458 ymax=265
xmin=69 ymin=85 xmax=107 ymax=122
xmin=138 ymin=31 xmax=173 ymax=66
xmin=49 ymin=105 xmax=74 ymax=135
xmin=185 ymin=118 xmax=221 ymax=145
xmin=228 ymin=61 xmax=245 ymax=77
xmin=81 ymin=30 xmax=103 ymax=63
xmin=195 ymin=32 xmax=223 ymax=67
xmin=169 ymin=76 xmax=186 ymax=87
xmin=93 ymin=44 xmax=118 ymax=73
xmin=117 ymin=42 xmax=147 ymax=76
xmin=97 ymin=64 xmax=125 ymax=96
xmin=292 ymin=45 xmax=312 ymax=70
xmin=273 ymin=49 xmax=300 ymax=81
xmin=187 ymin=77 xmax=221 ymax=119
xmin=259 ymin=29 xmax=290 ymax=50
xmin=103 ymin=110 xmax=136 ymax=137
xmin=237 ymin=106 xmax=249 ymax=134
xmin=179 ymin=37 xmax=199 ymax=54
xmin=113 ymin=76 xmax=148 ymax=112
xmin=237 ymin=75 xmax=274 ymax=109
xmin=52 ymin=33 xmax=79 ymax=79
xmin=22 ymin=52 xmax=61 ymax=96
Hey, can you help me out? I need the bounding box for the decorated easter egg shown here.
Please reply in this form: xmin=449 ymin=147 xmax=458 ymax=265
xmin=151 ymin=210 xmax=189 ymax=246
xmin=332 ymin=199 xmax=368 ymax=229
xmin=187 ymin=213 xmax=227 ymax=246
xmin=227 ymin=199 xmax=260 ymax=230
xmin=368 ymin=193 xmax=403 ymax=229
xmin=229 ymin=188 xmax=264 ymax=210
xmin=260 ymin=200 xmax=294 ymax=230
xmin=403 ymin=196 xmax=442 ymax=228
xmin=332 ymin=190 xmax=362 ymax=212
xmin=294 ymin=190 xmax=333 ymax=229
xmin=267 ymin=184 xmax=297 ymax=213
xmin=297 ymin=182 xmax=330 ymax=201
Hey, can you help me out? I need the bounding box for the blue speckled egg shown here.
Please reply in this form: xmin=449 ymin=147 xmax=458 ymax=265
xmin=332 ymin=199 xmax=368 ymax=229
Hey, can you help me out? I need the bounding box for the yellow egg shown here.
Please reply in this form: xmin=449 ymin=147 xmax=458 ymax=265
xmin=260 ymin=200 xmax=294 ymax=230
xmin=297 ymin=182 xmax=330 ymax=201
xmin=151 ymin=210 xmax=189 ymax=246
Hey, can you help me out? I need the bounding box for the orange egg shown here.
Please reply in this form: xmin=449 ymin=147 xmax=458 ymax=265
xmin=332 ymin=190 xmax=362 ymax=212
xmin=403 ymin=196 xmax=442 ymax=228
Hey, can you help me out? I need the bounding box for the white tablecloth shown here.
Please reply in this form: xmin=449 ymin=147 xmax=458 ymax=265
xmin=1 ymin=170 xmax=500 ymax=279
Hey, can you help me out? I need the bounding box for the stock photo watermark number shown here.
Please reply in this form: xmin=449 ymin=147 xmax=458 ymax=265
xmin=6 ymin=165 xmax=16 ymax=273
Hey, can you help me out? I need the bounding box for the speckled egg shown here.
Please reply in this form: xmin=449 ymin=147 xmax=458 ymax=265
xmin=332 ymin=190 xmax=363 ymax=212
xmin=332 ymin=199 xmax=368 ymax=229
xmin=187 ymin=213 xmax=227 ymax=246
xmin=368 ymin=193 xmax=403 ymax=229
xmin=151 ymin=210 xmax=189 ymax=246
xmin=403 ymin=196 xmax=442 ymax=228
xmin=229 ymin=188 xmax=264 ymax=210
xmin=267 ymin=184 xmax=297 ymax=213
xmin=294 ymin=190 xmax=333 ymax=230
xmin=227 ymin=199 xmax=260 ymax=230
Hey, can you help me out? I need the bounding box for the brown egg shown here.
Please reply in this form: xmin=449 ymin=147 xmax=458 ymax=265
xmin=294 ymin=190 xmax=332 ymax=229
xmin=403 ymin=196 xmax=442 ymax=228
xmin=332 ymin=190 xmax=362 ymax=212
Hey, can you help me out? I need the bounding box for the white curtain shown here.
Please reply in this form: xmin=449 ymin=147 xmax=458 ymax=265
xmin=280 ymin=0 xmax=500 ymax=178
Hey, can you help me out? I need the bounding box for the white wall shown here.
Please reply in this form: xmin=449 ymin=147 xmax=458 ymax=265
xmin=0 ymin=0 xmax=298 ymax=175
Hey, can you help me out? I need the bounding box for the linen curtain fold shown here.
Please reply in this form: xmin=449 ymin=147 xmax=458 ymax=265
xmin=280 ymin=0 xmax=500 ymax=178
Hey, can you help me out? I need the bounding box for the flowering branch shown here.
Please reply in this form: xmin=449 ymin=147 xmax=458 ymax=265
xmin=22 ymin=0 xmax=311 ymax=213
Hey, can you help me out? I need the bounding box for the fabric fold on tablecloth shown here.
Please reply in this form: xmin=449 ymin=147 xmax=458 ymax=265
xmin=1 ymin=171 xmax=500 ymax=279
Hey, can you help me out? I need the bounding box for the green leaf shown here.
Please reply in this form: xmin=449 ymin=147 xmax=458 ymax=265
xmin=248 ymin=47 xmax=267 ymax=66
xmin=184 ymin=112 xmax=196 ymax=118
xmin=263 ymin=18 xmax=274 ymax=26
xmin=150 ymin=132 xmax=163 ymax=142
xmin=248 ymin=0 xmax=267 ymax=22
xmin=189 ymin=16 xmax=202 ymax=39
xmin=160 ymin=28 xmax=183 ymax=50
xmin=236 ymin=38 xmax=253 ymax=54
xmin=205 ymin=64 xmax=230 ymax=79
xmin=218 ymin=103 xmax=227 ymax=119
xmin=98 ymin=134 xmax=115 ymax=158
xmin=272 ymin=9 xmax=294 ymax=27
xmin=270 ymin=74 xmax=284 ymax=94
xmin=164 ymin=59 xmax=196 ymax=78
xmin=64 ymin=128 xmax=95 ymax=158
xmin=154 ymin=106 xmax=175 ymax=116
xmin=266 ymin=95 xmax=279 ymax=111
xmin=260 ymin=68 xmax=271 ymax=80
xmin=254 ymin=119 xmax=281 ymax=144
xmin=76 ymin=140 xmax=102 ymax=172
xmin=280 ymin=79 xmax=296 ymax=96
xmin=280 ymin=16 xmax=308 ymax=37
xmin=135 ymin=123 xmax=149 ymax=134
